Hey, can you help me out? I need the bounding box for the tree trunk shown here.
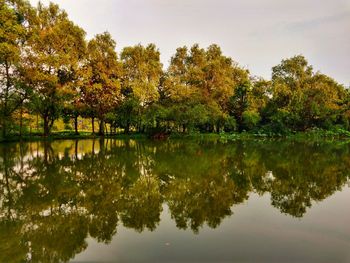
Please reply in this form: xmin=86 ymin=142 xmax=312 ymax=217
xmin=36 ymin=114 xmax=39 ymax=133
xmin=43 ymin=115 xmax=54 ymax=137
xmin=98 ymin=119 xmax=105 ymax=136
xmin=125 ymin=121 xmax=130 ymax=134
xmin=43 ymin=115 xmax=50 ymax=137
xmin=2 ymin=60 xmax=10 ymax=138
xmin=216 ymin=122 xmax=221 ymax=133
xmin=74 ymin=116 xmax=79 ymax=135
xmin=137 ymin=109 xmax=142 ymax=133
xmin=2 ymin=120 xmax=7 ymax=138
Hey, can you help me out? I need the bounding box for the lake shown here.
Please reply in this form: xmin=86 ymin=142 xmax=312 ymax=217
xmin=0 ymin=138 xmax=349 ymax=262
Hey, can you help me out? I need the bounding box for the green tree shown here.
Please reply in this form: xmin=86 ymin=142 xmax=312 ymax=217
xmin=120 ymin=44 xmax=163 ymax=132
xmin=164 ymin=44 xmax=248 ymax=132
xmin=269 ymin=55 xmax=347 ymax=131
xmin=229 ymin=81 xmax=251 ymax=131
xmin=81 ymin=32 xmax=121 ymax=135
xmin=0 ymin=0 xmax=28 ymax=137
xmin=115 ymin=94 xmax=140 ymax=134
xmin=249 ymin=78 xmax=271 ymax=116
xmin=21 ymin=2 xmax=86 ymax=136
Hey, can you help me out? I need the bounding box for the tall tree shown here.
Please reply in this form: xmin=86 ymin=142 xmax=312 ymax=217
xmin=121 ymin=44 xmax=162 ymax=106
xmin=269 ymin=55 xmax=347 ymax=131
xmin=120 ymin=44 xmax=162 ymax=132
xmin=0 ymin=0 xmax=28 ymax=137
xmin=229 ymin=81 xmax=251 ymax=131
xmin=21 ymin=2 xmax=86 ymax=136
xmin=164 ymin=44 xmax=248 ymax=132
xmin=162 ymin=46 xmax=194 ymax=103
xmin=81 ymin=32 xmax=121 ymax=135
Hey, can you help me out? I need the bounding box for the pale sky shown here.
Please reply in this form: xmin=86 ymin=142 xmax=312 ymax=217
xmin=29 ymin=0 xmax=350 ymax=85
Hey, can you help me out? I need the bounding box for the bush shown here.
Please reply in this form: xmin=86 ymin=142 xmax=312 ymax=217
xmin=64 ymin=124 xmax=73 ymax=130
xmin=242 ymin=111 xmax=261 ymax=130
xmin=224 ymin=116 xmax=237 ymax=132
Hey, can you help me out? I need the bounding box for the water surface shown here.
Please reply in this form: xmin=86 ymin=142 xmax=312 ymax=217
xmin=0 ymin=138 xmax=349 ymax=262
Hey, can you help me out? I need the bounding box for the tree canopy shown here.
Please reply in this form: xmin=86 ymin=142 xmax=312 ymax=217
xmin=0 ymin=0 xmax=349 ymax=138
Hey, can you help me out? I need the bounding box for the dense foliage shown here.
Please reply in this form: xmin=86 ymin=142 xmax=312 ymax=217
xmin=1 ymin=0 xmax=349 ymax=139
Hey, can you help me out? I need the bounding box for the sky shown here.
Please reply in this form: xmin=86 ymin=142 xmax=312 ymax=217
xmin=29 ymin=0 xmax=350 ymax=86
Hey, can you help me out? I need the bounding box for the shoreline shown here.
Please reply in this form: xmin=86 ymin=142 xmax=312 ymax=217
xmin=1 ymin=129 xmax=350 ymax=143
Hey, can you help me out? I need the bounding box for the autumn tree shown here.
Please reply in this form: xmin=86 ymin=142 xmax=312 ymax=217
xmin=120 ymin=44 xmax=162 ymax=132
xmin=80 ymin=32 xmax=121 ymax=135
xmin=20 ymin=2 xmax=86 ymax=136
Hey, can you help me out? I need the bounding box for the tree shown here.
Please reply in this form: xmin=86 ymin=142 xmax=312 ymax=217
xmin=229 ymin=81 xmax=251 ymax=131
xmin=120 ymin=44 xmax=163 ymax=132
xmin=115 ymin=95 xmax=140 ymax=134
xmin=162 ymin=46 xmax=195 ymax=103
xmin=269 ymin=55 xmax=347 ymax=131
xmin=272 ymin=55 xmax=313 ymax=92
xmin=21 ymin=2 xmax=86 ymax=136
xmin=81 ymin=32 xmax=121 ymax=135
xmin=299 ymin=73 xmax=345 ymax=129
xmin=249 ymin=78 xmax=271 ymax=115
xmin=62 ymin=96 xmax=85 ymax=135
xmin=0 ymin=0 xmax=29 ymax=137
xmin=121 ymin=44 xmax=162 ymax=106
xmin=268 ymin=55 xmax=313 ymax=130
xmin=164 ymin=44 xmax=249 ymax=132
xmin=341 ymin=89 xmax=350 ymax=129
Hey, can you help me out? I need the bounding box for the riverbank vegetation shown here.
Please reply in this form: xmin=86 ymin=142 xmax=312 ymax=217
xmin=1 ymin=0 xmax=350 ymax=142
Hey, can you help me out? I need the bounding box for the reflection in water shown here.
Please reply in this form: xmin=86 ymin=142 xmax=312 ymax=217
xmin=0 ymin=139 xmax=349 ymax=262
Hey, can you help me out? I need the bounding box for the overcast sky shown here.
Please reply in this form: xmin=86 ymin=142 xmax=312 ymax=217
xmin=29 ymin=0 xmax=350 ymax=85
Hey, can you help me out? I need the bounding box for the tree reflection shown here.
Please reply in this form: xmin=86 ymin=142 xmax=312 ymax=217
xmin=0 ymin=138 xmax=349 ymax=261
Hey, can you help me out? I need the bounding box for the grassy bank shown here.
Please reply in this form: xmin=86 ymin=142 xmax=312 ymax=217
xmin=1 ymin=128 xmax=350 ymax=143
xmin=0 ymin=131 xmax=148 ymax=143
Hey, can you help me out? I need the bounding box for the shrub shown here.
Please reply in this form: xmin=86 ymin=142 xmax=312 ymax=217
xmin=242 ymin=111 xmax=261 ymax=130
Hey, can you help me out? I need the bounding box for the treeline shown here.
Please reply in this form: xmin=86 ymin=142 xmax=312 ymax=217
xmin=1 ymin=0 xmax=350 ymax=138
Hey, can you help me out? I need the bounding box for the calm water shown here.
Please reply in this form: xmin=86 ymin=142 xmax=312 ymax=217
xmin=0 ymin=138 xmax=349 ymax=263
